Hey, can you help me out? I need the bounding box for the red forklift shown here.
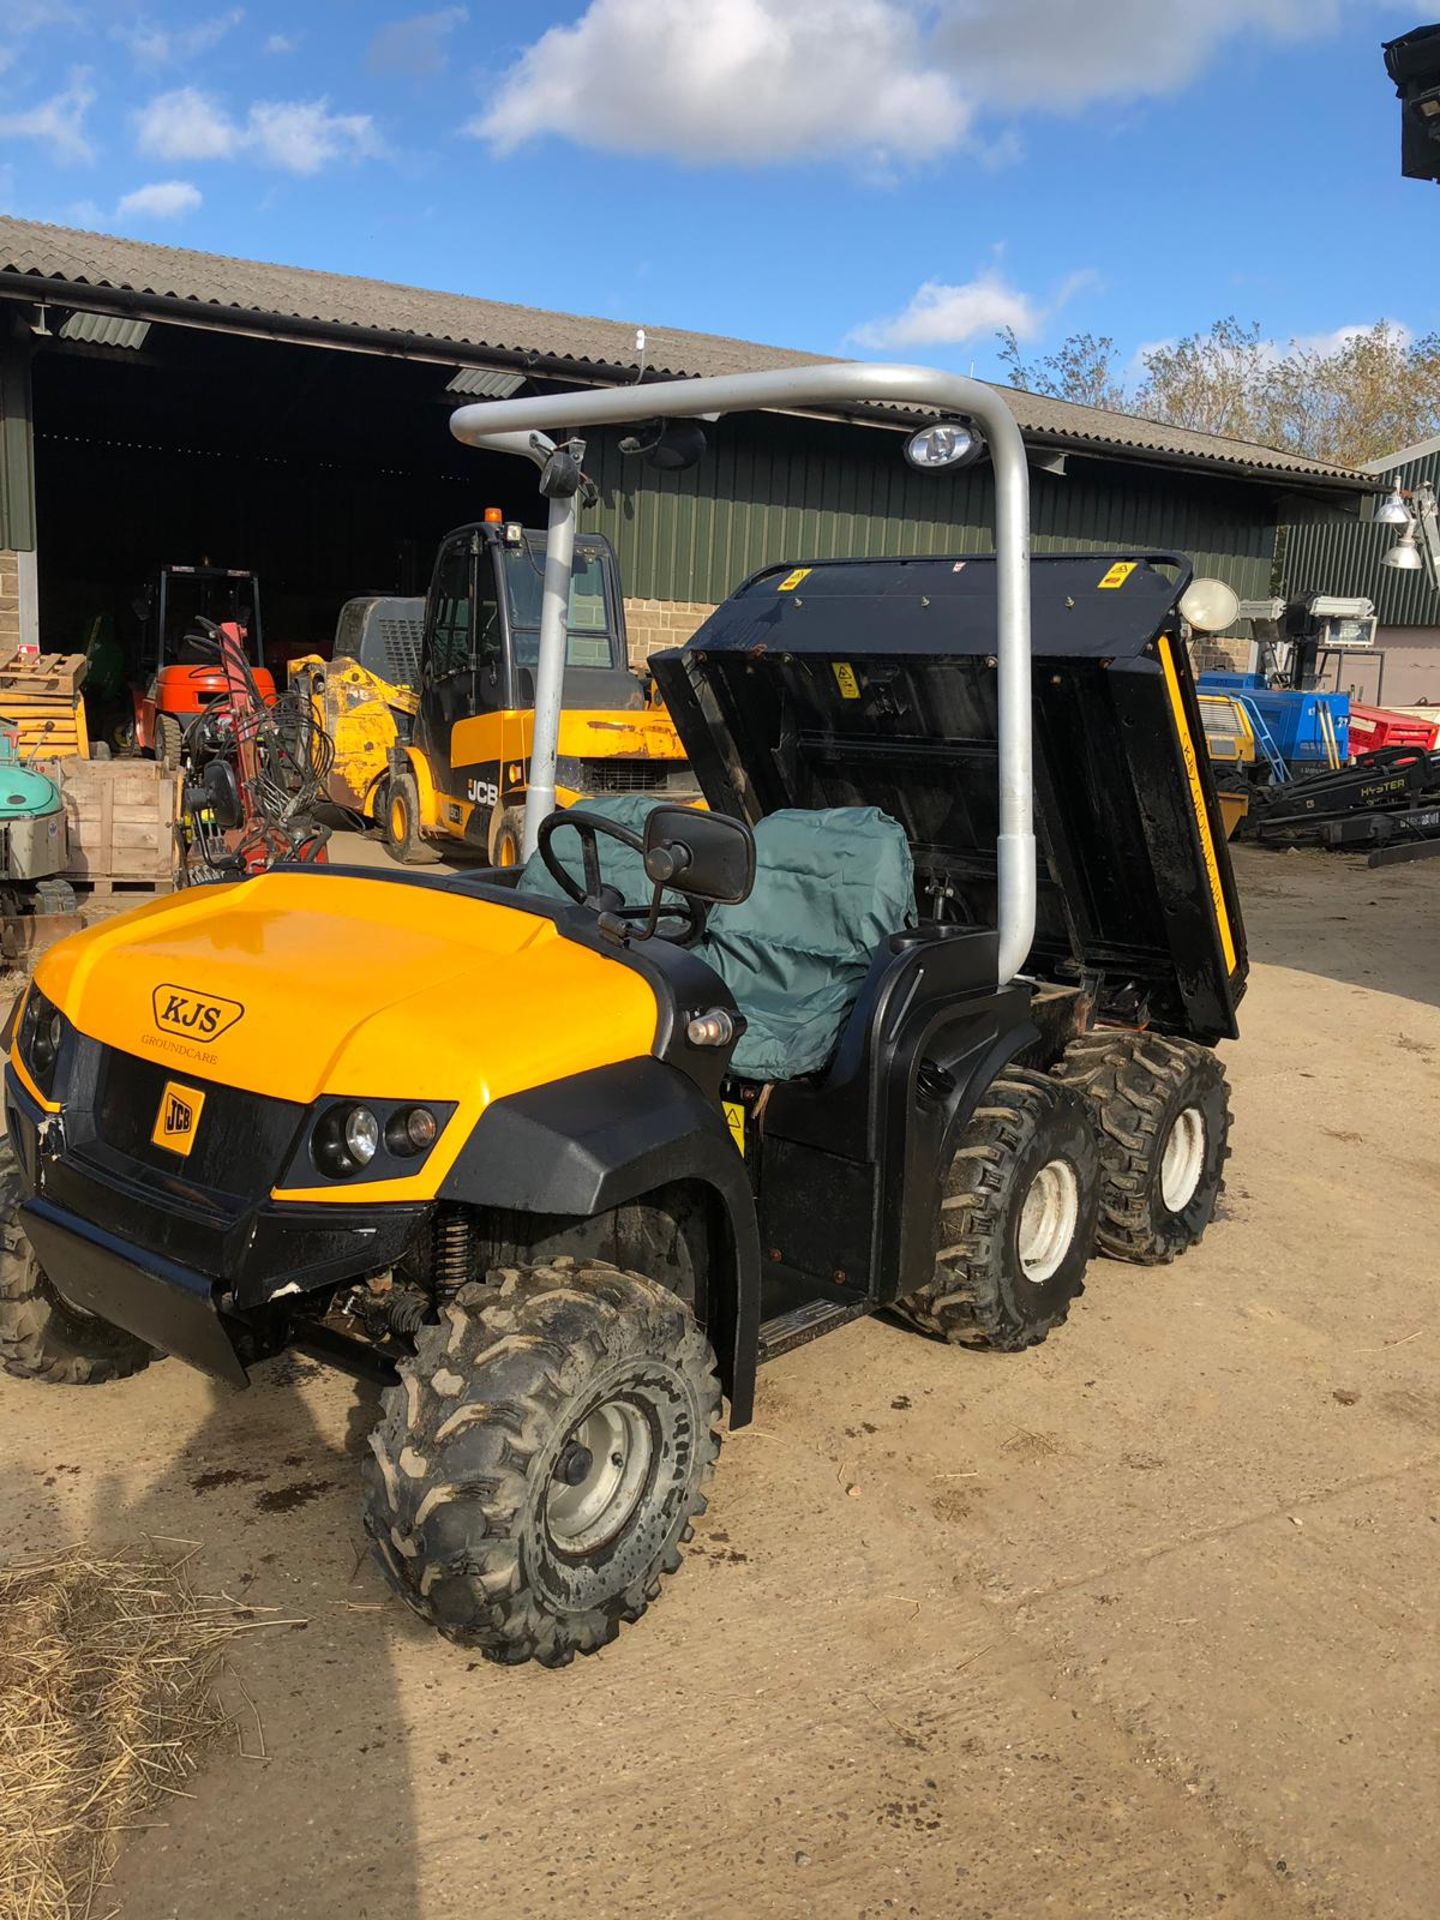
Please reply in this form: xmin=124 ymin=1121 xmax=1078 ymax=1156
xmin=132 ymin=565 xmax=276 ymax=769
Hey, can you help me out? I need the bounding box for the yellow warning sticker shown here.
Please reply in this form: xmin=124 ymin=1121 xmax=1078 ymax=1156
xmin=832 ymin=662 xmax=861 ymax=700
xmin=1098 ymin=561 xmax=1137 ymax=590
xmin=777 ymin=567 xmax=811 ymax=593
xmin=723 ymin=1100 xmax=746 ymax=1154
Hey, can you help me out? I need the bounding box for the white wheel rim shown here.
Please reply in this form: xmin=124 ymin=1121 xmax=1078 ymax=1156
xmin=546 ymin=1399 xmax=653 ymax=1554
xmin=1018 ymin=1158 xmax=1080 ymax=1284
xmin=1161 ymin=1106 xmax=1206 ymax=1213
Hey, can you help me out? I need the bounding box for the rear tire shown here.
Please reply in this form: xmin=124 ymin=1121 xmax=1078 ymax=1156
xmin=382 ymin=767 xmax=423 ymax=864
xmin=0 ymin=1143 xmax=153 ymax=1385
xmin=363 ymin=1258 xmax=722 ymax=1666
xmin=894 ymin=1069 xmax=1100 ymax=1350
xmin=1054 ymin=1033 xmax=1231 ymax=1264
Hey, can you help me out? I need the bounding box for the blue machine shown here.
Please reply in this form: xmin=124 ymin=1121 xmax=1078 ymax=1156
xmin=1199 ymin=672 xmax=1349 ymax=768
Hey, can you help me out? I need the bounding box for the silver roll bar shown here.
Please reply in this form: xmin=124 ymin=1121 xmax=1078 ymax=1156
xmin=451 ymin=362 xmax=1036 ymax=985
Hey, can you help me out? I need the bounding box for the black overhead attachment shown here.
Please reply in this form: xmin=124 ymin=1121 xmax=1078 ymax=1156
xmin=1385 ymin=24 xmax=1440 ymax=182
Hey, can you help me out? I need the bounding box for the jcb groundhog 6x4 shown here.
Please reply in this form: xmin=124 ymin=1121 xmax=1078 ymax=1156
xmin=0 ymin=365 xmax=1246 ymax=1667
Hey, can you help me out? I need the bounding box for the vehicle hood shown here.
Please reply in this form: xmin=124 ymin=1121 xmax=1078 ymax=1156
xmin=33 ymin=869 xmax=660 ymax=1109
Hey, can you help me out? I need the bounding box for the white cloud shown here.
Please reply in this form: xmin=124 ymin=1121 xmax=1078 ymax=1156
xmin=136 ymin=87 xmax=239 ymax=160
xmin=247 ymin=99 xmax=379 ymax=173
xmin=474 ymin=0 xmax=969 ymax=163
xmin=472 ymin=0 xmax=1356 ymax=165
xmin=850 ymin=271 xmax=1045 ymax=350
xmin=0 ymin=72 xmax=95 ymax=164
xmin=135 ymin=86 xmax=379 ymax=174
xmin=113 ymin=9 xmax=244 ymax=67
xmin=265 ymin=33 xmax=297 ymax=54
xmin=369 ymin=6 xmax=467 ymax=78
xmin=116 ymin=179 xmax=202 ymax=219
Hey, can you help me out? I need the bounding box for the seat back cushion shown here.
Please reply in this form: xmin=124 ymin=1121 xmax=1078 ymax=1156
xmin=699 ymin=806 xmax=915 ymax=1081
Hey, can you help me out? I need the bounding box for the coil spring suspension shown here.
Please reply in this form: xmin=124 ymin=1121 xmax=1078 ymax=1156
xmin=431 ymin=1204 xmax=478 ymax=1298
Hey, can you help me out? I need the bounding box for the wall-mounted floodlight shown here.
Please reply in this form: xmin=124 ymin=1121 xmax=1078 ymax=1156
xmin=1378 ymin=479 xmax=1440 ymax=589
xmin=1376 ymin=485 xmax=1411 ymax=525
xmin=904 ymin=420 xmax=984 ymax=470
xmin=1178 ymin=576 xmax=1241 ymax=634
xmin=1382 ymin=524 xmax=1424 ymax=571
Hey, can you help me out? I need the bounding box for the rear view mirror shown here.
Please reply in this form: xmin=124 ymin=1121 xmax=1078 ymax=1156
xmin=642 ymin=805 xmax=754 ymax=904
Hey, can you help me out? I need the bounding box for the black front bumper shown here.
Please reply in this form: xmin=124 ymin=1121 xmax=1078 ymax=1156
xmin=22 ymin=1198 xmax=252 ymax=1385
xmin=7 ymin=1068 xmax=427 ymax=1384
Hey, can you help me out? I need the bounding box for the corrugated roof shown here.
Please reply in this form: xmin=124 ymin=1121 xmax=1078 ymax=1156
xmin=0 ymin=215 xmax=1367 ymax=489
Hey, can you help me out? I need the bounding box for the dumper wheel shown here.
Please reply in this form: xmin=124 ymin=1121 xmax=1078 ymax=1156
xmin=156 ymin=712 xmax=184 ymax=773
xmin=1054 ymin=1033 xmax=1231 ymax=1264
xmin=894 ymin=1069 xmax=1099 ymax=1351
xmin=489 ymin=803 xmax=526 ymax=868
xmin=382 ymin=768 xmax=423 ymax=864
xmin=363 ymin=1258 xmax=722 ymax=1666
xmin=0 ymin=1143 xmax=152 ymax=1385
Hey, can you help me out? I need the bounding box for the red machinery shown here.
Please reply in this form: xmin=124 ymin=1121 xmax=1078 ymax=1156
xmin=133 ymin=564 xmax=277 ymax=768
xmin=176 ymin=617 xmax=331 ymax=883
xmin=1348 ymin=704 xmax=1440 ymax=757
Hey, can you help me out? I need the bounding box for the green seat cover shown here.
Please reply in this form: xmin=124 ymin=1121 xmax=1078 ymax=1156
xmin=518 ymin=797 xmax=916 ymax=1082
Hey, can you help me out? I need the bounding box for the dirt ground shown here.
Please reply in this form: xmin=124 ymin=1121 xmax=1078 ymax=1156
xmin=2 ymin=842 xmax=1437 ymax=1920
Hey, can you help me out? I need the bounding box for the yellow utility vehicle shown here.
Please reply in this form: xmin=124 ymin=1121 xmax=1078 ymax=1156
xmin=291 ymin=520 xmax=693 ymax=867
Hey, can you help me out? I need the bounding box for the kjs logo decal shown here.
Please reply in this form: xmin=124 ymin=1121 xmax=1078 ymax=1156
xmin=151 ymin=984 xmax=244 ymax=1041
xmin=152 ymin=1081 xmax=206 ymax=1156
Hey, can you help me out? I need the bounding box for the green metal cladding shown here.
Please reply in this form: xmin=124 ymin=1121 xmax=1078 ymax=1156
xmin=578 ymin=411 xmax=1280 ymax=607
xmin=1280 ymin=442 xmax=1440 ymax=627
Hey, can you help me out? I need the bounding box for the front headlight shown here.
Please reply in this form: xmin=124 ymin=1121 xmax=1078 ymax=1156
xmin=17 ymin=987 xmax=66 ymax=1100
xmin=307 ymin=1099 xmax=448 ymax=1182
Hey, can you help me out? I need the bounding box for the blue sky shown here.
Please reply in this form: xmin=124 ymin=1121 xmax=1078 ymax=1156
xmin=0 ymin=1 xmax=1432 ymax=385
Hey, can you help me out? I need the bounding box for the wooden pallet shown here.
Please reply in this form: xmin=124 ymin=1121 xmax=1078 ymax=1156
xmin=0 ymin=651 xmax=88 ymax=699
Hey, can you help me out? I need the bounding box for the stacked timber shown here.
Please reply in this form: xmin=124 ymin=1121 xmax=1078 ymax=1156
xmin=0 ymin=651 xmax=89 ymax=759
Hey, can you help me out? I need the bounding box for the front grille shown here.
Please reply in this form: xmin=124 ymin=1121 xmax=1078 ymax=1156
xmin=581 ymin=758 xmax=695 ymax=796
xmin=91 ymin=1046 xmax=307 ymax=1201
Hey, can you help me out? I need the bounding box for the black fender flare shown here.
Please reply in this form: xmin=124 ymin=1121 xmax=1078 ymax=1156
xmin=438 ymin=1059 xmax=762 ymax=1425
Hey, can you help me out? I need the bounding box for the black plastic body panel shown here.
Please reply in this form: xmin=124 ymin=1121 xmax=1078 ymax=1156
xmin=441 ymin=1058 xmax=762 ymax=1424
xmin=748 ymin=927 xmax=1035 ymax=1306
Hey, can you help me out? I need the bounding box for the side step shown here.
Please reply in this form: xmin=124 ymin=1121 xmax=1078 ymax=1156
xmin=758 ymin=1296 xmax=873 ymax=1363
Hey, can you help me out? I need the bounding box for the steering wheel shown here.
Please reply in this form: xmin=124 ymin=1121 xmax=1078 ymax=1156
xmin=537 ymin=808 xmax=706 ymax=946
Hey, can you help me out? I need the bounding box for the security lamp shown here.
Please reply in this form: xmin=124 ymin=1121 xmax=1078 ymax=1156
xmin=904 ymin=421 xmax=984 ymax=470
xmin=1382 ymin=525 xmax=1424 ymax=571
xmin=1376 ymin=486 xmax=1411 ymax=525
xmin=1178 ymin=576 xmax=1241 ymax=634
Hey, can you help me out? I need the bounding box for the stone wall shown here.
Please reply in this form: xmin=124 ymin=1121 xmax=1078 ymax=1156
xmin=1187 ymin=635 xmax=1253 ymax=677
xmin=623 ymin=598 xmax=717 ymax=669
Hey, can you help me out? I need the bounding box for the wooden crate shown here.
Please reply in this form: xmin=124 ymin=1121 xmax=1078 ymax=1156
xmin=45 ymin=757 xmax=178 ymax=887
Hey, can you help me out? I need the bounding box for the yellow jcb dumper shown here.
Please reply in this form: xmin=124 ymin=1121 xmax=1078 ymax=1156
xmin=290 ymin=520 xmax=694 ymax=866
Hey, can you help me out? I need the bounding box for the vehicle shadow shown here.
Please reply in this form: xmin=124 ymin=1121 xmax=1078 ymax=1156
xmin=74 ymin=1357 xmax=425 ymax=1920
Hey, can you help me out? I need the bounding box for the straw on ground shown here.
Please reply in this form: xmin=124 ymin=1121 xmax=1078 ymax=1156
xmin=0 ymin=1543 xmax=298 ymax=1920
